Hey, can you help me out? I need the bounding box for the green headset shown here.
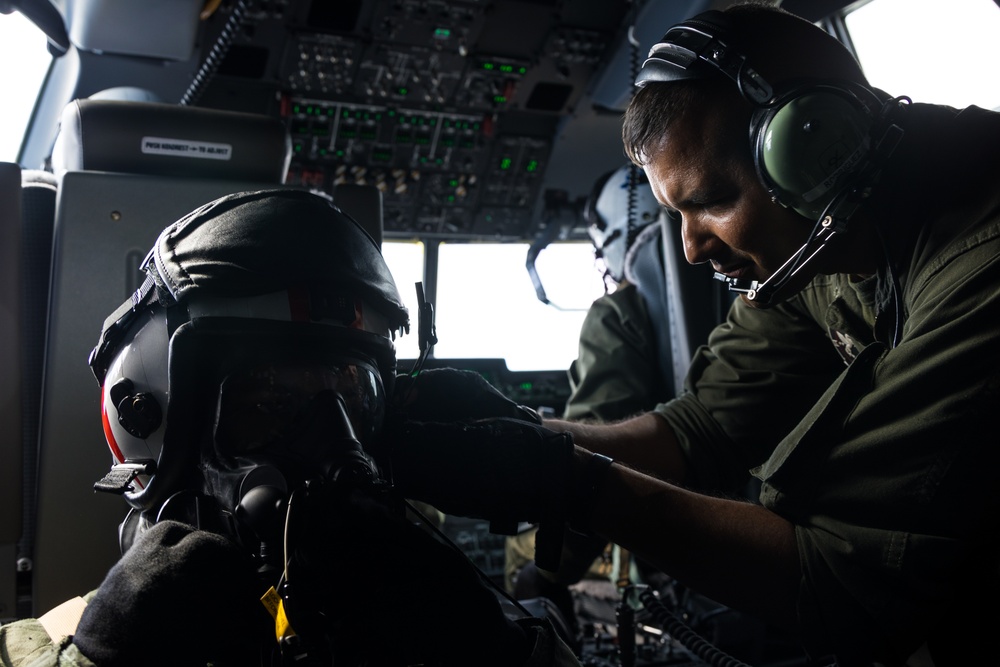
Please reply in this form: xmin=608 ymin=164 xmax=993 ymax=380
xmin=635 ymin=9 xmax=906 ymax=303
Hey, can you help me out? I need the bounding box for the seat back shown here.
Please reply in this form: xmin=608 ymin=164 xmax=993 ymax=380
xmin=625 ymin=210 xmax=727 ymax=395
xmin=31 ymin=99 xmax=291 ymax=615
xmin=0 ymin=162 xmax=24 ymax=622
xmin=12 ymin=169 xmax=59 ymax=621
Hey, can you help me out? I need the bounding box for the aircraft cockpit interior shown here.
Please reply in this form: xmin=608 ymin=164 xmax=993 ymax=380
xmin=2 ymin=0 xmax=999 ymax=665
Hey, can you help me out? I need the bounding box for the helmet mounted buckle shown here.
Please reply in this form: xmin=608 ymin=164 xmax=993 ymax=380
xmin=93 ymin=459 xmax=157 ymax=495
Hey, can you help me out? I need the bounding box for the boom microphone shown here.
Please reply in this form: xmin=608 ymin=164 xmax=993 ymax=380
xmin=714 ymin=219 xmax=840 ymax=306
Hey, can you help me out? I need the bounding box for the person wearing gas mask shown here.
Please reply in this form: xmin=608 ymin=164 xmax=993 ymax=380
xmin=386 ymin=3 xmax=1000 ymax=666
xmin=0 ymin=189 xmax=580 ymax=667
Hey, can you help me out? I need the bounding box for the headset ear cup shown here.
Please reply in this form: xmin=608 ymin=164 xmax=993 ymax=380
xmin=752 ymin=86 xmax=875 ymax=219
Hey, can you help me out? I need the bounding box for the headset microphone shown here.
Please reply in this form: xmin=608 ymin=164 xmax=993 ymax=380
xmin=713 ymin=273 xmax=757 ymax=295
xmin=714 ymin=92 xmax=906 ymax=306
xmin=713 ymin=215 xmax=840 ymax=305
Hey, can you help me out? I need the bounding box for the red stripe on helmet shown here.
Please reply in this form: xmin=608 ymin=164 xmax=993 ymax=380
xmin=350 ymin=299 xmax=363 ymax=329
xmin=101 ymin=390 xmax=126 ymax=465
xmin=101 ymin=390 xmax=147 ymax=490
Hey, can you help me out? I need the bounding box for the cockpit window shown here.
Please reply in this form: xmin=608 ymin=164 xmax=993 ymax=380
xmin=434 ymin=241 xmax=604 ymax=371
xmin=845 ymin=0 xmax=1000 ymax=110
xmin=381 ymin=240 xmax=425 ymax=361
xmin=0 ymin=11 xmax=52 ymax=163
xmin=383 ymin=240 xmax=605 ymax=371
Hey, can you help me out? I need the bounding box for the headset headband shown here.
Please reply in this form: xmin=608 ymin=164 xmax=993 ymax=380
xmin=635 ymin=12 xmax=774 ymax=106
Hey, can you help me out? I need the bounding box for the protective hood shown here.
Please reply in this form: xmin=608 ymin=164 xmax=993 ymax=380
xmin=148 ymin=188 xmax=409 ymax=333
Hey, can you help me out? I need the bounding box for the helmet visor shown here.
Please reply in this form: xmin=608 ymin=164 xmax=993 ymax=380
xmin=214 ymin=357 xmax=383 ymax=457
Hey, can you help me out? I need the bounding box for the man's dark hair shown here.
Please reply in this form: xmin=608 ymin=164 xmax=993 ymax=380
xmin=622 ymin=1 xmax=869 ymax=166
xmin=622 ymin=79 xmax=736 ymax=166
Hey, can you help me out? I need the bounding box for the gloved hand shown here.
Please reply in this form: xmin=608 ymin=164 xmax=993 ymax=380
xmin=73 ymin=520 xmax=271 ymax=667
xmin=282 ymin=482 xmax=533 ymax=667
xmin=386 ymin=417 xmax=574 ymax=527
xmin=391 ymin=367 xmax=543 ymax=424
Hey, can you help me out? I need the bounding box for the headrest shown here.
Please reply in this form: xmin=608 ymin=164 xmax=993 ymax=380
xmin=623 ymin=218 xmax=664 ymax=288
xmin=51 ymin=99 xmax=291 ymax=182
xmin=585 ymin=164 xmax=661 ymax=283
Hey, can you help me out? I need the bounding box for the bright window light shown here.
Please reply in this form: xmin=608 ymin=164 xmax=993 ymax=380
xmin=381 ymin=240 xmax=425 ymax=362
xmin=0 ymin=11 xmax=53 ymax=163
xmin=432 ymin=242 xmax=605 ymax=372
xmin=845 ymin=0 xmax=1000 ymax=110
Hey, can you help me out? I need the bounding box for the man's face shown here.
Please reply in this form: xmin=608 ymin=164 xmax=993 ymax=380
xmin=644 ymin=97 xmax=816 ymax=307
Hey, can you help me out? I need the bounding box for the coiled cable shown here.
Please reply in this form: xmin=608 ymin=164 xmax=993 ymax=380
xmin=180 ymin=0 xmax=254 ymax=106
xmin=634 ymin=585 xmax=752 ymax=667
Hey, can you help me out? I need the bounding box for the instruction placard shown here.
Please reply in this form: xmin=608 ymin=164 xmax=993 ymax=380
xmin=141 ymin=136 xmax=232 ymax=160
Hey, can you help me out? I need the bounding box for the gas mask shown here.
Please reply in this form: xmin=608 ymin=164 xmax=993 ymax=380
xmin=88 ymin=189 xmax=409 ymax=558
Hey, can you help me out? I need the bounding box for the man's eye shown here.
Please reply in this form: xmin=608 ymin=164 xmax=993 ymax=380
xmin=695 ymin=197 xmax=736 ymax=214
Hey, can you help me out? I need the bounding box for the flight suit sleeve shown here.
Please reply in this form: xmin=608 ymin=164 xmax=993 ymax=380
xmin=0 ymin=619 xmax=97 ymax=667
xmin=654 ymin=286 xmax=847 ymax=493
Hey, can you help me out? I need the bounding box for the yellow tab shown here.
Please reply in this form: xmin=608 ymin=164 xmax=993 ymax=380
xmin=260 ymin=586 xmax=296 ymax=640
xmin=275 ymin=599 xmax=295 ymax=640
xmin=260 ymin=586 xmax=282 ymax=619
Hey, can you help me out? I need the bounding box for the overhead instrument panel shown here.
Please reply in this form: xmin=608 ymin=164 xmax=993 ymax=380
xmin=196 ymin=0 xmax=631 ymax=240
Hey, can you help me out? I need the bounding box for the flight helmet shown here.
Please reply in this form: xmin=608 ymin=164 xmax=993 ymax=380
xmin=88 ymin=189 xmax=409 ymax=546
xmin=584 ymin=164 xmax=662 ymax=285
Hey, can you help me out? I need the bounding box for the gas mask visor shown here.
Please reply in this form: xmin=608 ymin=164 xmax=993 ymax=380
xmin=157 ymin=316 xmax=394 ymax=504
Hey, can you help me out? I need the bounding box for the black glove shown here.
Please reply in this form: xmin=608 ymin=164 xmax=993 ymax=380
xmin=73 ymin=520 xmax=271 ymax=667
xmin=387 ymin=417 xmax=573 ymax=527
xmin=391 ymin=367 xmax=543 ymax=424
xmin=282 ymin=483 xmax=533 ymax=667
xmin=385 ymin=417 xmax=576 ymax=572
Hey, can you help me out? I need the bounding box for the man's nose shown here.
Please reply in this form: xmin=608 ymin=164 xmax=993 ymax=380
xmin=681 ymin=214 xmax=722 ymax=265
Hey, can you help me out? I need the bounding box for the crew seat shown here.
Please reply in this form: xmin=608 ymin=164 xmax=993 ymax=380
xmin=624 ymin=209 xmax=729 ymax=396
xmin=1 ymin=162 xmax=25 ymax=622
xmin=30 ymin=99 xmax=292 ymax=616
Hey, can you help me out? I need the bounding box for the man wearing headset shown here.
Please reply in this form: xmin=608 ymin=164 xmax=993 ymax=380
xmin=389 ymin=2 xmax=1000 ymax=665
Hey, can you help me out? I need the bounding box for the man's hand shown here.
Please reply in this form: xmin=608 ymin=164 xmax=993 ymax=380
xmin=72 ymin=520 xmax=270 ymax=667
xmin=391 ymin=368 xmax=543 ymax=424
xmin=387 ymin=417 xmax=573 ymax=526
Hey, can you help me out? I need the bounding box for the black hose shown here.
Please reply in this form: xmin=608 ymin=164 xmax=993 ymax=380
xmin=179 ymin=0 xmax=253 ymax=106
xmin=637 ymin=586 xmax=753 ymax=667
xmin=625 ymin=10 xmax=642 ymax=253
